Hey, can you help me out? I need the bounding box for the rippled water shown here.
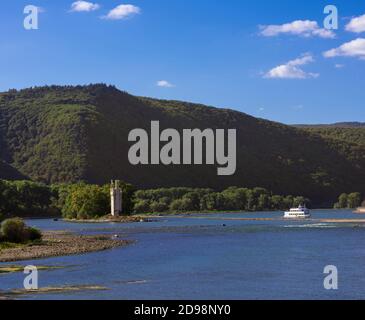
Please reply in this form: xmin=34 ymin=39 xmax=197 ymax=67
xmin=2 ymin=210 xmax=365 ymax=300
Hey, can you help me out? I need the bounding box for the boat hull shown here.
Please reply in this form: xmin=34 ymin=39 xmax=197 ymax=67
xmin=284 ymin=212 xmax=311 ymax=219
xmin=284 ymin=214 xmax=311 ymax=219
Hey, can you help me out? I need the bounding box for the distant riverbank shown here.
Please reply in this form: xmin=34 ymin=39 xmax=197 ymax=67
xmin=63 ymin=215 xmax=151 ymax=223
xmin=0 ymin=231 xmax=132 ymax=263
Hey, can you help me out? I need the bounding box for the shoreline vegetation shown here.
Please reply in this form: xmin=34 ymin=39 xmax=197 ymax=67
xmin=1 ymin=180 xmax=315 ymax=219
xmin=0 ymin=178 xmax=363 ymax=221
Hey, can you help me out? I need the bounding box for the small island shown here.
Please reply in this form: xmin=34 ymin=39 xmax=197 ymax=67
xmin=0 ymin=218 xmax=132 ymax=263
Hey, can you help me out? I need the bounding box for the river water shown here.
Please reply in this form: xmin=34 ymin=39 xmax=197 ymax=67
xmin=1 ymin=210 xmax=365 ymax=300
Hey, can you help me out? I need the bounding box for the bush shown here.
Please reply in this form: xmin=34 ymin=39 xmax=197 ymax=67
xmin=1 ymin=218 xmax=27 ymax=243
xmin=27 ymin=227 xmax=42 ymax=241
xmin=0 ymin=218 xmax=42 ymax=244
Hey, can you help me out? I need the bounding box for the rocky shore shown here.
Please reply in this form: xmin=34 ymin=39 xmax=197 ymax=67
xmin=0 ymin=231 xmax=132 ymax=263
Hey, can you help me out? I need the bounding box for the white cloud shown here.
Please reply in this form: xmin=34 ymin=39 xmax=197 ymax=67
xmin=103 ymin=4 xmax=141 ymax=20
xmin=346 ymin=14 xmax=365 ymax=33
xmin=335 ymin=64 xmax=344 ymax=69
xmin=323 ymin=38 xmax=365 ymax=60
xmin=260 ymin=20 xmax=335 ymax=39
xmin=264 ymin=54 xmax=319 ymax=79
xmin=70 ymin=1 xmax=100 ymax=12
xmin=157 ymin=80 xmax=175 ymax=88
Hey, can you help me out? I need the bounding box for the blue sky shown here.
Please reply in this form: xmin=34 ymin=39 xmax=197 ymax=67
xmin=1 ymin=0 xmax=365 ymax=124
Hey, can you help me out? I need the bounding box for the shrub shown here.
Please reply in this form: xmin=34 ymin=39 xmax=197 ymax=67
xmin=1 ymin=218 xmax=27 ymax=243
xmin=27 ymin=227 xmax=42 ymax=242
xmin=0 ymin=218 xmax=42 ymax=243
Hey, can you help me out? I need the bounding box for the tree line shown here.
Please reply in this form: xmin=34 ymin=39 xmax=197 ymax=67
xmin=133 ymin=187 xmax=310 ymax=214
xmin=0 ymin=179 xmax=363 ymax=220
xmin=334 ymin=192 xmax=364 ymax=209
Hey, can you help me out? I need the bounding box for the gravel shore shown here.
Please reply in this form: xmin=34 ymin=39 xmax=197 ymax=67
xmin=0 ymin=231 xmax=132 ymax=263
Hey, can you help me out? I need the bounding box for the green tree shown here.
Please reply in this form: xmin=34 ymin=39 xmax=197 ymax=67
xmin=133 ymin=199 xmax=151 ymax=214
xmin=257 ymin=194 xmax=270 ymax=211
xmin=170 ymin=198 xmax=195 ymax=212
xmin=270 ymin=195 xmax=284 ymax=210
xmin=62 ymin=183 xmax=109 ymax=219
xmin=182 ymin=192 xmax=201 ymax=211
xmin=334 ymin=193 xmax=348 ymax=209
xmin=120 ymin=182 xmax=136 ymax=215
xmin=150 ymin=200 xmax=169 ymax=213
xmin=0 ymin=180 xmax=54 ymax=217
xmin=347 ymin=192 xmax=362 ymax=209
xmin=200 ymin=193 xmax=218 ymax=211
xmin=293 ymin=196 xmax=306 ymax=207
xmin=221 ymin=187 xmax=249 ymax=211
xmin=283 ymin=195 xmax=294 ymax=209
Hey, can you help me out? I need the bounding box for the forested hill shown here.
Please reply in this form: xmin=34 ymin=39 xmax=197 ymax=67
xmin=295 ymin=122 xmax=365 ymax=128
xmin=0 ymin=84 xmax=364 ymax=204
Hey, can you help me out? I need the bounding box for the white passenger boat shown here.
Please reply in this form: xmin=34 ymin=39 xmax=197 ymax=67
xmin=284 ymin=205 xmax=311 ymax=219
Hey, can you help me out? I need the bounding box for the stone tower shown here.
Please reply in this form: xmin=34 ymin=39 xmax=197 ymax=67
xmin=110 ymin=180 xmax=122 ymax=216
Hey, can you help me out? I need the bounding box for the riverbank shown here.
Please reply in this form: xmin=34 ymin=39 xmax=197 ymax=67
xmin=354 ymin=207 xmax=365 ymax=214
xmin=0 ymin=231 xmax=132 ymax=263
xmin=63 ymin=215 xmax=155 ymax=223
xmin=136 ymin=208 xmax=339 ymax=217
